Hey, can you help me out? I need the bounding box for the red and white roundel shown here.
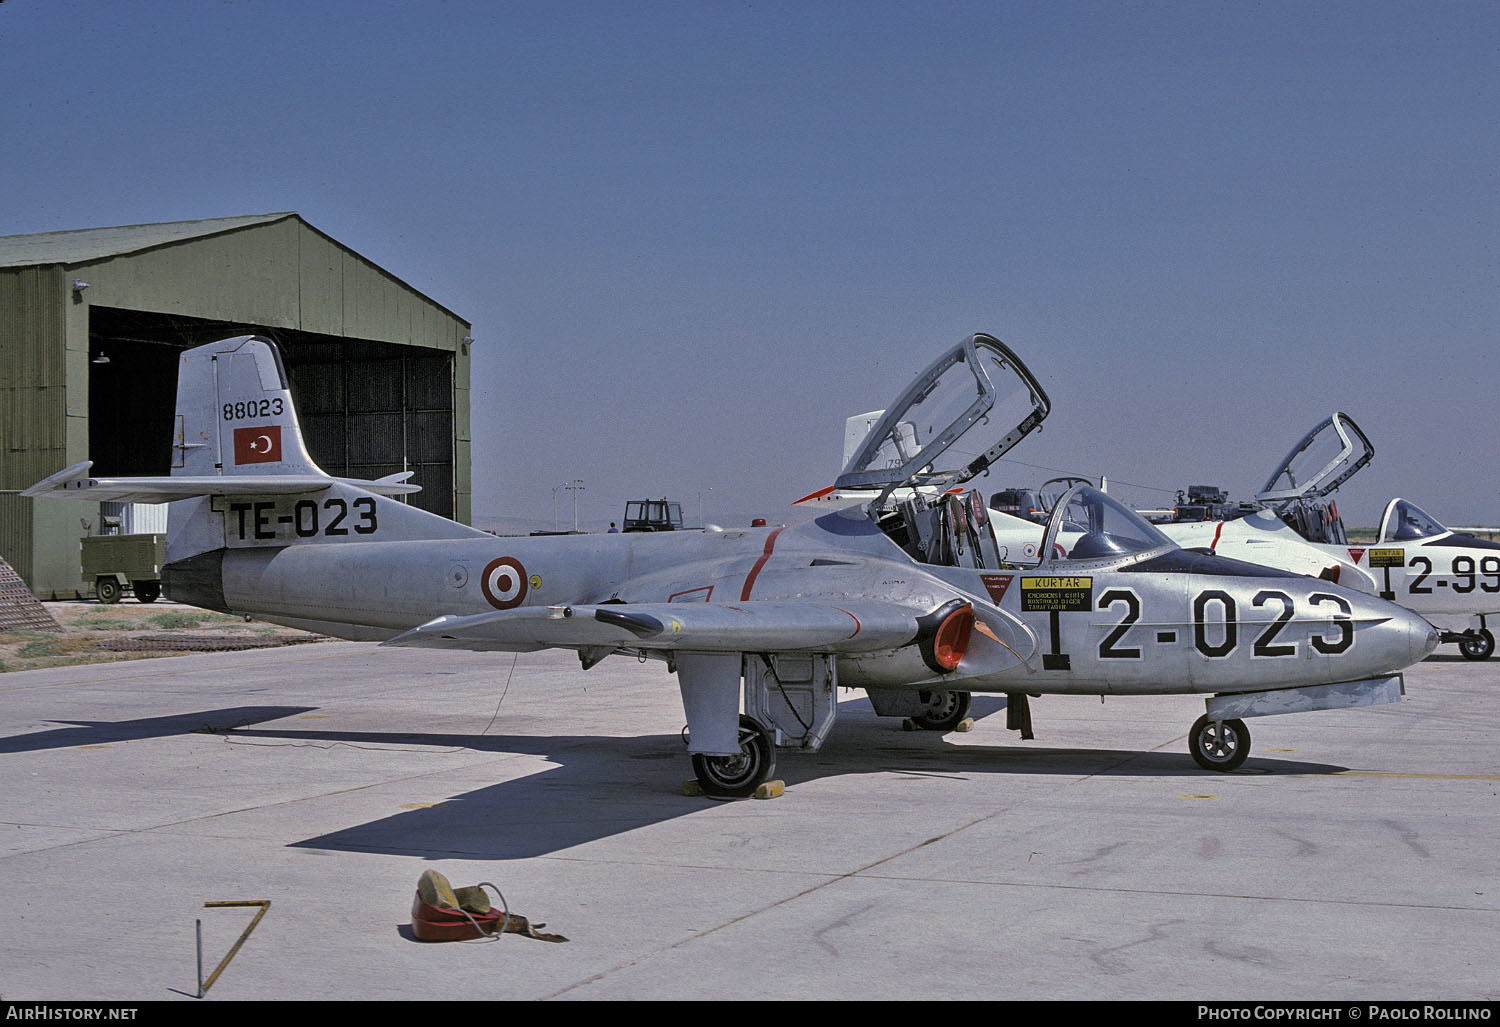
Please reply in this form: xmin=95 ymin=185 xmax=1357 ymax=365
xmin=481 ymin=557 xmax=528 ymax=609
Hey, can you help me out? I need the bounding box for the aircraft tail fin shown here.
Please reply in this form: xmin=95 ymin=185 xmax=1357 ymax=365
xmin=843 ymin=410 xmax=885 ymax=469
xmin=24 ymin=335 xmax=485 ymax=613
xmin=174 ymin=334 xmax=327 ymax=479
xmin=23 ymin=336 xmax=421 ymax=503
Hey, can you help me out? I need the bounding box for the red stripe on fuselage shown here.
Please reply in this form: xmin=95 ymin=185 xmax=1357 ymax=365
xmin=741 ymin=527 xmax=786 ymax=600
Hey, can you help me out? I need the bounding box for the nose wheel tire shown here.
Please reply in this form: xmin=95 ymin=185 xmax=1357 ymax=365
xmin=1189 ymin=714 xmax=1250 ymax=772
xmin=911 ymin=690 xmax=972 ymax=731
xmin=691 ymin=715 xmax=776 ymax=799
xmin=1459 ymin=630 xmax=1495 ymax=661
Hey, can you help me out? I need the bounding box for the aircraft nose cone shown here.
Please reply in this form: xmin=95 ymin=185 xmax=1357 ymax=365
xmin=1411 ymin=613 xmax=1440 ymax=664
xmin=1386 ymin=603 xmax=1440 ymax=669
xmin=1342 ymin=593 xmax=1438 ymax=676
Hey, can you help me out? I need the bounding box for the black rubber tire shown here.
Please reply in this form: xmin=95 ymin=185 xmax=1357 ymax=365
xmin=1458 ymin=630 xmax=1495 ymax=661
xmin=134 ymin=581 xmax=161 ymax=604
xmin=1189 ymin=714 xmax=1250 ymax=772
xmin=96 ymin=577 xmax=122 ymax=604
xmin=691 ymin=715 xmax=776 ymax=799
xmin=911 ymin=690 xmax=972 ymax=731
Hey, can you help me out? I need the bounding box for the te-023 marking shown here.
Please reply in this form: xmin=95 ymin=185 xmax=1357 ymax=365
xmin=228 ymin=497 xmax=377 ymax=541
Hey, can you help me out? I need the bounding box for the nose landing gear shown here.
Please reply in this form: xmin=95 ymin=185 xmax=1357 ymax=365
xmin=1189 ymin=713 xmax=1250 ymax=772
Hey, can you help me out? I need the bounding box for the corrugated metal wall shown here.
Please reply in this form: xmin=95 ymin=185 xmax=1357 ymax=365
xmin=1 ymin=265 xmax=70 ymax=490
xmin=0 ymin=496 xmax=33 ymax=584
xmin=0 ymin=265 xmax=70 ymax=590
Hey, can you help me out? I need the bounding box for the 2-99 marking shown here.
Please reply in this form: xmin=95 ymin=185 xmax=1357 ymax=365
xmin=1409 ymin=555 xmax=1500 ymax=595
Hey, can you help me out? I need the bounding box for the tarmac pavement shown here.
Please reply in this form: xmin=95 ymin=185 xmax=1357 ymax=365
xmin=0 ymin=642 xmax=1495 ymax=1001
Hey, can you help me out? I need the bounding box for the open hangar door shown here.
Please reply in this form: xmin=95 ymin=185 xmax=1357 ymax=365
xmin=86 ymin=307 xmax=457 ymax=519
xmin=285 ymin=336 xmax=456 ymax=520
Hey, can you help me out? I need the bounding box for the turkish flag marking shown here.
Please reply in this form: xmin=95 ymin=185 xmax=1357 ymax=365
xmin=233 ymin=425 xmax=282 ymax=465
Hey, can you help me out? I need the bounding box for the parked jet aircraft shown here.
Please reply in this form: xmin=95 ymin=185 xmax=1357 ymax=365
xmin=975 ymin=413 xmax=1499 ymax=660
xmin=26 ymin=335 xmax=1437 ymax=794
xmin=1159 ymin=413 xmax=1500 ymax=660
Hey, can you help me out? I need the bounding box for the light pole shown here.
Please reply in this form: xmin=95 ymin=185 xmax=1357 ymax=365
xmin=562 ymin=479 xmax=585 ymax=532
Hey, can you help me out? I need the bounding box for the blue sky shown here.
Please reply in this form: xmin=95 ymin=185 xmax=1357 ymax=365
xmin=4 ymin=1 xmax=1497 ymax=528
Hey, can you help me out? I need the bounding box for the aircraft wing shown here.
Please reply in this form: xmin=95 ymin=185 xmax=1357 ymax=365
xmin=382 ymin=599 xmax=928 ymax=654
xmin=22 ymin=462 xmax=420 ymax=502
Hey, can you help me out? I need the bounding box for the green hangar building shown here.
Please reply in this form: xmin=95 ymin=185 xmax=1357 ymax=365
xmin=0 ymin=212 xmax=473 ymax=599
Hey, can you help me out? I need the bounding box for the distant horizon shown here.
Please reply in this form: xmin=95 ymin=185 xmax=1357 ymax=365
xmin=470 ymin=497 xmax=1500 ymax=539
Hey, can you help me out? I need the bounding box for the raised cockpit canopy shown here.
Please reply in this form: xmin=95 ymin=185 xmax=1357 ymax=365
xmin=1037 ymin=476 xmax=1094 ymax=518
xmin=835 ymin=333 xmax=1050 ymax=508
xmin=1379 ymin=498 xmax=1449 ymax=542
xmin=1041 ymin=485 xmax=1174 ymax=565
xmin=1257 ymin=412 xmax=1373 ymax=506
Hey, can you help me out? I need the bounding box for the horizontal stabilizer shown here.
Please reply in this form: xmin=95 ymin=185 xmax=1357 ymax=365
xmin=382 ymin=599 xmax=926 ymax=654
xmin=22 ymin=462 xmax=420 ymax=502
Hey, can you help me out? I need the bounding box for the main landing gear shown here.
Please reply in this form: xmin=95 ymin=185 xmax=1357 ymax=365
xmin=909 ymin=689 xmax=971 ymax=731
xmin=690 ymin=715 xmax=777 ymax=799
xmin=1188 ymin=713 xmax=1250 ymax=772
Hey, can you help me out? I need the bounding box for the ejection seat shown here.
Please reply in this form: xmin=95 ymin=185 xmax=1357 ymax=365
xmin=888 ymin=490 xmax=1002 ymax=570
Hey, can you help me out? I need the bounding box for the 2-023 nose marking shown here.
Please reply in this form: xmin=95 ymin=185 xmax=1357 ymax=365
xmin=1025 ymin=584 xmax=1358 ymax=667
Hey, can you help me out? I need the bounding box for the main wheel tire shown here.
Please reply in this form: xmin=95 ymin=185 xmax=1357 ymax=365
xmin=912 ymin=690 xmax=972 ymax=731
xmin=691 ymin=715 xmax=776 ymax=799
xmin=95 ymin=577 xmax=122 ymax=604
xmin=1459 ymin=630 xmax=1495 ymax=661
xmin=1189 ymin=714 xmax=1250 ymax=772
xmin=134 ymin=582 xmax=161 ymax=604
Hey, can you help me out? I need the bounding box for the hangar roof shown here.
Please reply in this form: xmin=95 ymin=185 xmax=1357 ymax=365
xmin=0 ymin=212 xmax=295 ymax=268
xmin=0 ymin=212 xmax=469 ymax=330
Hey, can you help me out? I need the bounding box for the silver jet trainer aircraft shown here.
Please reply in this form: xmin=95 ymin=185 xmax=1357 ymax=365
xmin=1162 ymin=413 xmax=1500 ymax=661
xmin=26 ymin=334 xmax=1437 ymax=795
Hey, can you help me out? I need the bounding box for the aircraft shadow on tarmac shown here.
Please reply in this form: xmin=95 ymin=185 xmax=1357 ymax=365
xmin=0 ymin=705 xmax=318 ymax=754
xmin=244 ymin=696 xmax=1348 ymax=861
